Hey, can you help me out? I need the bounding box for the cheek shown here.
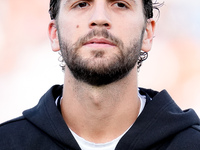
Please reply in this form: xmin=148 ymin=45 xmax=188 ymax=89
xmin=57 ymin=12 xmax=88 ymax=43
xmin=59 ymin=23 xmax=82 ymax=44
xmin=116 ymin=22 xmax=144 ymax=45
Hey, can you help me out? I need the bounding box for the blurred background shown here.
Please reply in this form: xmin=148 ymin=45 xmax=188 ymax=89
xmin=0 ymin=0 xmax=200 ymax=123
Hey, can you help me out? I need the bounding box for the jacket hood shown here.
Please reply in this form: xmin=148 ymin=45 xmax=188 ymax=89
xmin=116 ymin=88 xmax=200 ymax=149
xmin=23 ymin=85 xmax=81 ymax=150
xmin=23 ymin=85 xmax=200 ymax=149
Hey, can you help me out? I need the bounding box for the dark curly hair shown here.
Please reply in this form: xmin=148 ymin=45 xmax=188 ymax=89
xmin=49 ymin=0 xmax=163 ymax=69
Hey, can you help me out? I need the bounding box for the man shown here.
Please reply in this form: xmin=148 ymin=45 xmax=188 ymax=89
xmin=0 ymin=0 xmax=200 ymax=149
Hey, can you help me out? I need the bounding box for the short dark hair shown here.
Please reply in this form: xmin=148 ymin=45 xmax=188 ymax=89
xmin=49 ymin=0 xmax=61 ymax=20
xmin=49 ymin=0 xmax=162 ymax=20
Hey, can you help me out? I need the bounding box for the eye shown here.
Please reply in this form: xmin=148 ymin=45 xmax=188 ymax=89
xmin=73 ymin=2 xmax=89 ymax=9
xmin=113 ymin=2 xmax=129 ymax=9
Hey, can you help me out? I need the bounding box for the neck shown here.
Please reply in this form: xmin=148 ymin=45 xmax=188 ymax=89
xmin=61 ymin=67 xmax=140 ymax=143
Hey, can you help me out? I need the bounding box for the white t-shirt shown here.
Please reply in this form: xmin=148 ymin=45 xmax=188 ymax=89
xmin=69 ymin=91 xmax=146 ymax=150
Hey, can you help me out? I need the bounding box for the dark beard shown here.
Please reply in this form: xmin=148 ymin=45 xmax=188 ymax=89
xmin=58 ymin=29 xmax=144 ymax=86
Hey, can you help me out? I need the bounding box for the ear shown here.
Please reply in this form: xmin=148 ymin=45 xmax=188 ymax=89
xmin=141 ymin=18 xmax=156 ymax=52
xmin=48 ymin=20 xmax=60 ymax=52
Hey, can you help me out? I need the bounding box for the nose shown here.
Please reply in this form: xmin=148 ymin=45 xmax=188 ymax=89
xmin=89 ymin=4 xmax=111 ymax=29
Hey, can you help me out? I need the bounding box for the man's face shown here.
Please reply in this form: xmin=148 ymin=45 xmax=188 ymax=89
xmin=50 ymin=0 xmax=154 ymax=86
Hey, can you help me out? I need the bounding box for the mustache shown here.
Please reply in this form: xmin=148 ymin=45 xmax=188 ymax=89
xmin=73 ymin=29 xmax=124 ymax=50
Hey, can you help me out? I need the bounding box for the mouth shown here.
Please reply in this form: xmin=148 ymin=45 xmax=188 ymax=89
xmin=83 ymin=38 xmax=116 ymax=47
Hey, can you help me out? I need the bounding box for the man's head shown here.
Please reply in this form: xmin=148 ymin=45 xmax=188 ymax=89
xmin=48 ymin=0 xmax=158 ymax=86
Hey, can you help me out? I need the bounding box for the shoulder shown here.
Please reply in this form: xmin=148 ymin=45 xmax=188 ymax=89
xmin=0 ymin=116 xmax=58 ymax=149
xmin=0 ymin=116 xmax=29 ymax=148
xmin=167 ymin=125 xmax=200 ymax=149
xmin=0 ymin=116 xmax=27 ymax=132
xmin=0 ymin=116 xmax=35 ymax=141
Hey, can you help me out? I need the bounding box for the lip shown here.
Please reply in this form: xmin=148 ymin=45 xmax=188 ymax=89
xmin=83 ymin=38 xmax=116 ymax=47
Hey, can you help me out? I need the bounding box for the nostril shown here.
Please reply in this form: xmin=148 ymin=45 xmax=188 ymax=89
xmin=89 ymin=22 xmax=111 ymax=28
xmin=91 ymin=23 xmax=97 ymax=26
xmin=104 ymin=23 xmax=109 ymax=27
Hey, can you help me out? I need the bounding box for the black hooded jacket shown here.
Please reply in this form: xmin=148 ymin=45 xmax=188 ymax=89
xmin=0 ymin=85 xmax=200 ymax=150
